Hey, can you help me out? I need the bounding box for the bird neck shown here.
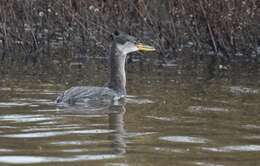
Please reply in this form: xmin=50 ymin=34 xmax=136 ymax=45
xmin=108 ymin=44 xmax=127 ymax=95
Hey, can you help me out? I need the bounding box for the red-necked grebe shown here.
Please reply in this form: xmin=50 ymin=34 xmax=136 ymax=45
xmin=56 ymin=31 xmax=156 ymax=105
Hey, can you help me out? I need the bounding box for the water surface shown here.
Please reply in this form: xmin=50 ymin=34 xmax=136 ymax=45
xmin=0 ymin=62 xmax=260 ymax=166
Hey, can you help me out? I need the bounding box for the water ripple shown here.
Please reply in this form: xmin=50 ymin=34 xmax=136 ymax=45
xmin=0 ymin=114 xmax=56 ymax=123
xmin=242 ymin=124 xmax=260 ymax=129
xmin=126 ymin=132 xmax=156 ymax=138
xmin=195 ymin=162 xmax=224 ymax=166
xmin=125 ymin=95 xmax=154 ymax=104
xmin=0 ymin=154 xmax=121 ymax=164
xmin=230 ymin=86 xmax=259 ymax=95
xmin=187 ymin=106 xmax=230 ymax=112
xmin=51 ymin=140 xmax=104 ymax=145
xmin=154 ymin=147 xmax=186 ymax=153
xmin=21 ymin=126 xmax=81 ymax=132
xmin=160 ymin=136 xmax=208 ymax=144
xmin=146 ymin=116 xmax=176 ymax=121
xmin=203 ymin=145 xmax=260 ymax=152
xmin=1 ymin=129 xmax=114 ymax=138
xmin=11 ymin=98 xmax=55 ymax=106
xmin=0 ymin=102 xmax=31 ymax=108
xmin=0 ymin=149 xmax=14 ymax=152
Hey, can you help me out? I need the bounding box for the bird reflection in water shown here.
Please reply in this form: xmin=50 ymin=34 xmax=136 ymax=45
xmin=57 ymin=102 xmax=127 ymax=156
xmin=108 ymin=105 xmax=126 ymax=155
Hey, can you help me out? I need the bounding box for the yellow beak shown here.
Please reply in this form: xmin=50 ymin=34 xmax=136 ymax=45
xmin=136 ymin=43 xmax=156 ymax=52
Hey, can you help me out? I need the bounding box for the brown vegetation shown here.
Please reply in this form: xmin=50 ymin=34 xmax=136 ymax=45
xmin=0 ymin=0 xmax=259 ymax=66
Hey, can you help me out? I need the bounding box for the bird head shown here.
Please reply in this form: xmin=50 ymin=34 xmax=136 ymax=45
xmin=112 ymin=31 xmax=156 ymax=55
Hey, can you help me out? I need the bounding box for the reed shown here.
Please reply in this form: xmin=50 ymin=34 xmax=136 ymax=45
xmin=0 ymin=0 xmax=259 ymax=65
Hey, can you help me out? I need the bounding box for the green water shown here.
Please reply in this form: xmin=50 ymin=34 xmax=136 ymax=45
xmin=0 ymin=61 xmax=260 ymax=166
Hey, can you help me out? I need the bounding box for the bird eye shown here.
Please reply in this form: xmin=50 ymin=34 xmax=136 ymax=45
xmin=114 ymin=30 xmax=120 ymax=36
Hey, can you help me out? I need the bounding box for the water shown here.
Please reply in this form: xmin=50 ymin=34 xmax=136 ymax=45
xmin=0 ymin=62 xmax=260 ymax=166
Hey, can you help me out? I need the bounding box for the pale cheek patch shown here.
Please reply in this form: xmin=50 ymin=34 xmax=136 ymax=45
xmin=116 ymin=42 xmax=138 ymax=55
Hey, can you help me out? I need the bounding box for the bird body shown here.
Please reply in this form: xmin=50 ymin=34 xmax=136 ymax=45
xmin=56 ymin=86 xmax=123 ymax=105
xmin=56 ymin=31 xmax=155 ymax=105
